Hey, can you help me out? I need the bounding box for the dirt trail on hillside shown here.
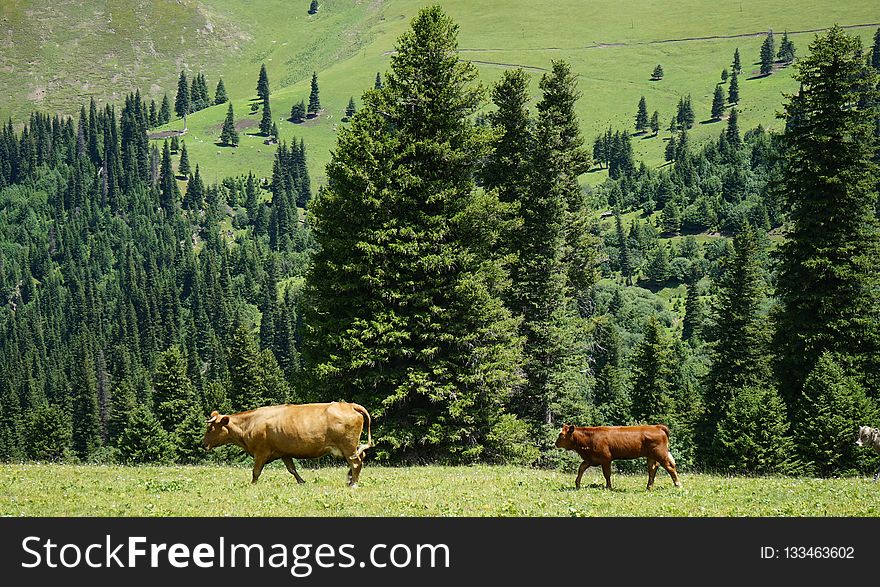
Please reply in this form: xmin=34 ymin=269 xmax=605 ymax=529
xmin=457 ymin=21 xmax=880 ymax=54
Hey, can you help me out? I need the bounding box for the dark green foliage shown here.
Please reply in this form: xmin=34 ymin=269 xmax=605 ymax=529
xmin=257 ymin=64 xmax=270 ymax=102
xmin=175 ymin=70 xmax=190 ymax=119
xmin=651 ymin=64 xmax=663 ymax=80
xmin=214 ymin=78 xmax=228 ymax=105
xmin=661 ymin=199 xmax=681 ymax=235
xmin=183 ymin=165 xmax=205 ymax=210
xmin=725 ymin=107 xmax=741 ymax=148
xmin=374 ymin=72 xmax=383 ymax=89
xmin=228 ymin=325 xmax=288 ymax=411
xmin=774 ymin=26 xmax=880 ymax=410
xmin=649 ymin=110 xmax=660 ymax=135
xmin=309 ymin=0 xmax=319 ymax=15
xmin=676 ymin=95 xmax=695 ymax=129
xmin=777 ymin=31 xmax=796 ymax=64
xmin=290 ymin=100 xmax=306 ymax=123
xmin=485 ymin=413 xmax=540 ymax=465
xmin=732 ymin=48 xmax=742 ymax=74
xmin=630 ymin=316 xmax=675 ymax=423
xmin=159 ymin=94 xmax=171 ymax=124
xmin=681 ymin=282 xmax=703 ymax=342
xmin=793 ymin=353 xmax=878 ymax=476
xmin=159 ymin=140 xmax=179 ymax=212
xmin=872 ymin=28 xmax=880 ymax=71
xmin=711 ymin=84 xmax=726 ymax=120
xmin=721 ymin=68 xmax=728 ymax=82
xmin=664 ymin=134 xmax=676 ymax=162
xmin=24 ymin=404 xmax=71 ymax=462
xmin=190 ymin=73 xmax=211 ymax=112
xmin=344 ymin=96 xmax=356 ymax=120
xmin=760 ymin=31 xmax=776 ymax=76
xmin=152 ymin=347 xmax=196 ymax=434
xmin=259 ymin=97 xmax=273 ymax=136
xmin=728 ymin=69 xmax=740 ymax=104
xmin=308 ymin=72 xmax=321 ymax=116
xmin=178 ymin=142 xmax=191 ymax=176
xmin=644 ymin=242 xmax=670 ymax=285
xmin=219 ymin=103 xmax=239 ymax=146
xmin=635 ymin=96 xmax=649 ymax=132
xmin=305 ymin=7 xmax=523 ymax=461
xmin=117 ymin=410 xmax=174 ymax=464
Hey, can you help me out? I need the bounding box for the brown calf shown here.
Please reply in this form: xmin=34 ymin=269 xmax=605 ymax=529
xmin=555 ymin=424 xmax=681 ymax=490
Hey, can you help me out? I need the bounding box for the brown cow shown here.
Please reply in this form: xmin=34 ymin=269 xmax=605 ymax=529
xmin=202 ymin=402 xmax=373 ymax=487
xmin=555 ymin=424 xmax=681 ymax=490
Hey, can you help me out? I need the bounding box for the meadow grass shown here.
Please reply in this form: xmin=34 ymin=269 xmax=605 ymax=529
xmin=1 ymin=463 xmax=877 ymax=517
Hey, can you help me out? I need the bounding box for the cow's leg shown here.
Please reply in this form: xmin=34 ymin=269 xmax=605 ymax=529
xmin=646 ymin=458 xmax=659 ymax=491
xmin=574 ymin=461 xmax=590 ymax=489
xmin=661 ymin=452 xmax=682 ymax=488
xmin=873 ymin=463 xmax=880 ymax=483
xmin=282 ymin=457 xmax=307 ymax=485
xmin=601 ymin=462 xmax=612 ymax=490
xmin=251 ymin=455 xmax=268 ymax=484
xmin=346 ymin=454 xmax=363 ymax=488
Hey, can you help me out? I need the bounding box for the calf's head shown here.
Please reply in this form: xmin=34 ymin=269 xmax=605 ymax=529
xmin=202 ymin=411 xmax=231 ymax=450
xmin=856 ymin=426 xmax=875 ymax=447
xmin=555 ymin=424 xmax=576 ymax=450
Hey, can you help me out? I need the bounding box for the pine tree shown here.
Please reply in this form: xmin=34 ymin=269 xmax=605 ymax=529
xmin=117 ymin=409 xmax=173 ymax=464
xmin=725 ymin=107 xmax=741 ymax=148
xmin=630 ymin=316 xmax=675 ymax=423
xmin=178 ymin=141 xmax=191 ymax=176
xmin=71 ymin=339 xmax=101 ymax=459
xmin=732 ymin=47 xmax=742 ymax=74
xmin=24 ymin=403 xmax=71 ymax=461
xmin=152 ymin=347 xmax=196 ymax=435
xmin=219 ymin=103 xmax=239 ymax=146
xmin=778 ymin=30 xmax=796 ymax=64
xmin=345 ymin=96 xmax=357 ymax=120
xmin=728 ymin=69 xmax=740 ymax=104
xmin=183 ymin=165 xmax=205 ymax=210
xmin=170 ymin=134 xmax=179 ymax=153
xmin=257 ymin=64 xmax=270 ymax=102
xmin=664 ymin=134 xmax=677 ymax=162
xmin=760 ymin=30 xmax=776 ymax=76
xmin=649 ymin=110 xmax=660 ymax=136
xmin=158 ymin=140 xmax=180 ymax=212
xmin=661 ymin=199 xmax=681 ymax=235
xmin=614 ymin=208 xmax=633 ymax=284
xmin=872 ymin=28 xmax=880 ymax=71
xmin=214 ymin=78 xmax=228 ymax=104
xmin=635 ymin=96 xmax=649 ymax=132
xmin=374 ymin=72 xmax=383 ymax=89
xmin=304 ymin=7 xmax=523 ymax=461
xmin=159 ymin=94 xmax=171 ymax=124
xmin=290 ymin=100 xmax=306 ymax=123
xmin=721 ymin=68 xmax=729 ymax=83
xmin=645 ymin=242 xmax=670 ymax=284
xmin=774 ymin=26 xmax=880 ymax=410
xmin=651 ymin=64 xmax=664 ymax=80
xmin=308 ymin=72 xmax=321 ymax=116
xmin=259 ymin=97 xmax=273 ymax=136
xmin=711 ymin=84 xmax=726 ymax=120
xmin=175 ymin=70 xmax=190 ymax=119
xmin=682 ymin=282 xmax=703 ymax=342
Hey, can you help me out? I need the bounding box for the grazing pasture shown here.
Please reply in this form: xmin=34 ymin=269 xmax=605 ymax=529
xmin=1 ymin=464 xmax=876 ymax=517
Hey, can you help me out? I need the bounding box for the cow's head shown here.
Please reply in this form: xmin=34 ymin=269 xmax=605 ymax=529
xmin=202 ymin=410 xmax=232 ymax=450
xmin=856 ymin=425 xmax=874 ymax=447
xmin=555 ymin=424 xmax=575 ymax=450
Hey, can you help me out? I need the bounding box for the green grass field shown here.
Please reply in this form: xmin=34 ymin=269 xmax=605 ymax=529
xmin=3 ymin=1 xmax=878 ymax=185
xmin=1 ymin=463 xmax=877 ymax=516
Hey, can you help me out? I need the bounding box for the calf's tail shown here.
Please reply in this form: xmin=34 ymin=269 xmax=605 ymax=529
xmin=352 ymin=403 xmax=373 ymax=457
xmin=658 ymin=424 xmax=670 ymax=438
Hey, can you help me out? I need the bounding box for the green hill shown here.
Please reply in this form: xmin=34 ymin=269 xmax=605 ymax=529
xmin=2 ymin=0 xmax=878 ymax=185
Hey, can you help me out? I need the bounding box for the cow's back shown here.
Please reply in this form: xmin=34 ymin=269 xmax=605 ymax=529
xmin=576 ymin=425 xmax=670 ymax=462
xmin=240 ymin=402 xmax=364 ymax=459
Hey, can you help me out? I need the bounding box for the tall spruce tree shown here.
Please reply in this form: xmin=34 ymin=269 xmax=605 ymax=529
xmin=257 ymin=64 xmax=270 ymax=102
xmin=774 ymin=26 xmax=880 ymax=410
xmin=630 ymin=316 xmax=675 ymax=424
xmin=175 ymin=70 xmax=190 ymax=119
xmin=304 ymin=7 xmax=523 ymax=461
xmin=725 ymin=107 xmax=741 ymax=148
xmin=219 ymin=103 xmax=239 ymax=146
xmin=760 ymin=31 xmax=776 ymax=76
xmin=158 ymin=140 xmax=179 ymax=212
xmin=159 ymin=94 xmax=171 ymax=124
xmin=650 ymin=110 xmax=660 ymax=136
xmin=778 ymin=31 xmax=796 ymax=64
xmin=259 ymin=97 xmax=273 ymax=136
xmin=732 ymin=47 xmax=742 ymax=73
xmin=728 ymin=69 xmax=740 ymax=104
xmin=178 ymin=141 xmax=191 ymax=176
xmin=214 ymin=78 xmax=228 ymax=105
xmin=711 ymin=84 xmax=726 ymax=120
xmin=308 ymin=72 xmax=321 ymax=116
xmin=635 ymin=96 xmax=649 ymax=133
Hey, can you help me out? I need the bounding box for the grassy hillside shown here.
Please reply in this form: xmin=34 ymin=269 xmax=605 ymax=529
xmin=2 ymin=1 xmax=877 ymax=185
xmin=2 ymin=463 xmax=877 ymax=516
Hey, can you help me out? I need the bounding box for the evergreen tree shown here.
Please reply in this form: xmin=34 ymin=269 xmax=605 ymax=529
xmin=158 ymin=140 xmax=180 ymax=212
xmin=711 ymin=84 xmax=726 ymax=120
xmin=728 ymin=69 xmax=740 ymax=104
xmin=159 ymin=94 xmax=171 ymax=124
xmin=630 ymin=316 xmax=675 ymax=423
xmin=71 ymin=339 xmax=101 ymax=459
xmin=760 ymin=31 xmax=776 ymax=76
xmin=635 ymin=96 xmax=649 ymax=133
xmin=649 ymin=110 xmax=660 ymax=136
xmin=778 ymin=30 xmax=796 ymax=64
xmin=152 ymin=347 xmax=196 ymax=435
xmin=308 ymin=72 xmax=321 ymax=116
xmin=661 ymin=199 xmax=681 ymax=235
xmin=259 ymin=97 xmax=273 ymax=136
xmin=645 ymin=242 xmax=671 ymax=284
xmin=183 ymin=165 xmax=205 ymax=210
xmin=344 ymin=96 xmax=357 ymax=120
xmin=664 ymin=134 xmax=677 ymax=162
xmin=219 ymin=103 xmax=239 ymax=146
xmin=117 ymin=410 xmax=173 ymax=464
xmin=290 ymin=100 xmax=306 ymax=123
xmin=304 ymin=7 xmax=523 ymax=461
xmin=24 ymin=403 xmax=71 ymax=461
xmin=178 ymin=141 xmax=191 ymax=176
xmin=651 ymin=64 xmax=664 ymax=80
xmin=614 ymin=208 xmax=633 ymax=284
xmin=774 ymin=26 xmax=880 ymax=410
xmin=214 ymin=78 xmax=228 ymax=104
xmin=733 ymin=47 xmax=742 ymax=74
xmin=257 ymin=64 xmax=270 ymax=102
xmin=175 ymin=70 xmax=190 ymax=119
xmin=721 ymin=68 xmax=729 ymax=83
xmin=374 ymin=72 xmax=383 ymax=89
xmin=872 ymin=28 xmax=880 ymax=71
xmin=682 ymin=282 xmax=703 ymax=342
xmin=170 ymin=134 xmax=180 ymax=153
xmin=725 ymin=107 xmax=742 ymax=149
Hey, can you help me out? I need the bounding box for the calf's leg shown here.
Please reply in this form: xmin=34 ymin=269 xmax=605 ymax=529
xmin=346 ymin=454 xmax=363 ymax=488
xmin=601 ymin=462 xmax=612 ymax=490
xmin=661 ymin=452 xmax=682 ymax=488
xmin=646 ymin=458 xmax=659 ymax=491
xmin=282 ymin=457 xmax=307 ymax=485
xmin=575 ymin=461 xmax=590 ymax=489
xmin=251 ymin=455 xmax=268 ymax=484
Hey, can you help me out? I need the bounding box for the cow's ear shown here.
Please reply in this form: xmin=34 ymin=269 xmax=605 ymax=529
xmin=218 ymin=415 xmax=230 ymax=426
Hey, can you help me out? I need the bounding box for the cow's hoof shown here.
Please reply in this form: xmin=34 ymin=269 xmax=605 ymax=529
xmin=348 ymin=483 xmax=359 ymax=489
xmin=297 ymin=479 xmax=306 ymax=485
xmin=674 ymin=482 xmax=683 ymax=488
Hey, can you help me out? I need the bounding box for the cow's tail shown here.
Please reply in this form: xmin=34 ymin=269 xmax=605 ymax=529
xmin=352 ymin=403 xmax=373 ymax=458
xmin=658 ymin=424 xmax=670 ymax=439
